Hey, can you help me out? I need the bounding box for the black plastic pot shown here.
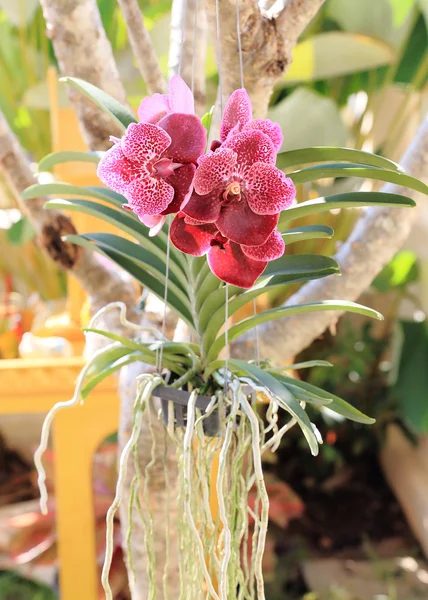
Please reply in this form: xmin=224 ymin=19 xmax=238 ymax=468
xmin=152 ymin=387 xmax=220 ymax=437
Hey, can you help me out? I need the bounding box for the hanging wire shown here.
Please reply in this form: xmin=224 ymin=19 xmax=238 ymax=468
xmin=191 ymin=0 xmax=199 ymax=95
xmin=214 ymin=0 xmax=228 ymax=391
xmin=235 ymin=0 xmax=244 ymax=88
xmin=178 ymin=0 xmax=188 ymax=77
xmin=157 ymin=216 xmax=172 ymax=373
xmin=215 ymin=0 xmax=223 ymax=115
xmin=235 ymin=0 xmax=260 ymax=367
xmin=224 ymin=283 xmax=229 ymax=392
xmin=252 ymin=299 xmax=260 ymax=367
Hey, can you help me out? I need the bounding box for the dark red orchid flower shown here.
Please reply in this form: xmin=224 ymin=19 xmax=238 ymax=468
xmin=182 ymin=128 xmax=294 ymax=246
xmin=170 ymin=213 xmax=285 ymax=288
xmin=97 ymin=76 xmax=206 ymax=235
xmin=219 ymin=88 xmax=284 ymax=152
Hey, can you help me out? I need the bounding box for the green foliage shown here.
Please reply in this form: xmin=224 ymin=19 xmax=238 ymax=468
xmin=0 ymin=571 xmax=56 ymax=600
xmin=393 ymin=320 xmax=428 ymax=433
xmin=6 ymin=217 xmax=35 ymax=246
xmin=326 ymin=0 xmax=416 ymax=49
xmin=372 ymin=250 xmax=419 ymax=292
xmin=283 ymin=32 xmax=395 ymax=85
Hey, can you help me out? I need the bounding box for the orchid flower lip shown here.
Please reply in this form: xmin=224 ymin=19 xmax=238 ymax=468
xmin=152 ymin=157 xmax=183 ymax=177
xmin=223 ymin=180 xmax=242 ymax=204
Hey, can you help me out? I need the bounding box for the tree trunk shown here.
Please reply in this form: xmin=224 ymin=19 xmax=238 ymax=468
xmin=40 ymin=0 xmax=128 ymax=150
xmin=206 ymin=0 xmax=326 ymax=118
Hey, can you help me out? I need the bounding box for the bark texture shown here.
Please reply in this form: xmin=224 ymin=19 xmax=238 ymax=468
xmin=233 ymin=115 xmax=428 ymax=364
xmin=169 ymin=0 xmax=208 ymax=114
xmin=206 ymin=0 xmax=326 ymax=117
xmin=40 ymin=0 xmax=128 ymax=150
xmin=118 ymin=0 xmax=167 ymax=94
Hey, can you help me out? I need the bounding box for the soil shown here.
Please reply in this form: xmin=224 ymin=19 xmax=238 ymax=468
xmin=0 ymin=434 xmax=37 ymax=507
xmin=264 ymin=422 xmax=420 ymax=598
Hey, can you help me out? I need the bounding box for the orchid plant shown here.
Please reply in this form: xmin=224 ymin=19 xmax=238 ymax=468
xmin=24 ymin=76 xmax=427 ymax=599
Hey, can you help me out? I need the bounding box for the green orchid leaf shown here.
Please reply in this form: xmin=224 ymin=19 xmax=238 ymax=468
xmin=44 ymin=198 xmax=187 ymax=272
xmin=195 ymin=269 xmax=223 ymax=313
xmin=82 ymin=327 xmax=154 ymax=352
xmin=38 ymin=151 xmax=103 ymax=172
xmin=22 ymin=182 xmax=128 ymax=209
xmin=288 ymin=163 xmax=428 ymax=195
xmin=206 ymin=300 xmax=383 ymax=361
xmin=276 ymin=147 xmax=402 ymax=172
xmin=84 ymin=345 xmax=135 ymax=379
xmin=273 ymin=360 xmax=334 ymax=370
xmin=228 ymin=360 xmax=319 ymax=455
xmin=264 ymin=253 xmax=340 ymax=277
xmin=65 ymin=234 xmax=195 ymax=330
xmin=201 ymin=105 xmax=215 ymax=137
xmin=282 ymin=224 xmax=334 ymax=244
xmin=60 ymin=76 xmax=137 ymax=129
xmin=76 ymin=232 xmax=190 ymax=303
xmin=271 ymin=372 xmax=375 ymax=424
xmin=82 ymin=353 xmax=148 ymax=398
xmin=200 ymin=267 xmax=340 ymax=351
xmin=279 ymin=192 xmax=416 ymax=227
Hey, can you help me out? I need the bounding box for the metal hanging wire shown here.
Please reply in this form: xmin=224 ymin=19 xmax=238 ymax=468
xmin=235 ymin=0 xmax=260 ymax=366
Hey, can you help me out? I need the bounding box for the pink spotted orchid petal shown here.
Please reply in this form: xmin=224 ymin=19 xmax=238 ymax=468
xmin=193 ymin=148 xmax=237 ymax=195
xmin=97 ymin=144 xmax=141 ymax=194
xmin=170 ymin=214 xmax=217 ymax=257
xmin=182 ymin=189 xmax=222 ymax=223
xmin=208 ymin=242 xmax=267 ymax=288
xmin=125 ymin=176 xmax=174 ymax=216
xmin=169 ymin=75 xmax=195 ymax=114
xmin=243 ymin=119 xmax=283 ymax=152
xmin=223 ymin=130 xmax=276 ymax=177
xmin=246 ymin=163 xmax=296 ymax=215
xmin=121 ymin=122 xmax=171 ymax=164
xmin=241 ymin=229 xmax=285 ymax=262
xmin=220 ymin=89 xmax=252 ymax=142
xmin=216 ymin=200 xmax=278 ymax=246
xmin=140 ymin=214 xmax=167 ymax=237
xmin=162 ymin=164 xmax=196 ymax=215
xmin=137 ymin=93 xmax=171 ymax=124
xmin=158 ymin=113 xmax=206 ymax=164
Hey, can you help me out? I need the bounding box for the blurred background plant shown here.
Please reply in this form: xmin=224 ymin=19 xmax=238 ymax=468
xmin=0 ymin=570 xmax=57 ymax=600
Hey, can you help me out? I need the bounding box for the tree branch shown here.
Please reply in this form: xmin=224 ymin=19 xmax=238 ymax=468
xmin=206 ymin=0 xmax=326 ymax=117
xmin=247 ymin=114 xmax=428 ymax=364
xmin=117 ymin=0 xmax=167 ymax=94
xmin=169 ymin=0 xmax=208 ymax=114
xmin=40 ymin=0 xmax=128 ymax=150
xmin=0 ymin=109 xmax=137 ymax=316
